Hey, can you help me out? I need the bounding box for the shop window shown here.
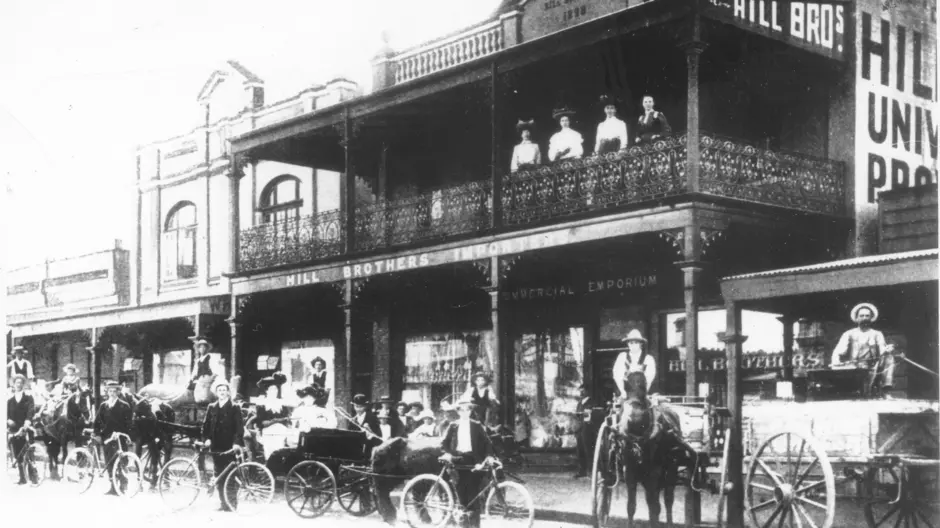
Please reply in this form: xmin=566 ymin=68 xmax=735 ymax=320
xmin=153 ymin=350 xmax=191 ymax=386
xmin=513 ymin=327 xmax=584 ymax=450
xmin=260 ymin=175 xmax=302 ymax=224
xmin=281 ymin=340 xmax=334 ymax=405
xmin=163 ymin=202 xmax=197 ymax=281
xmin=403 ymin=332 xmax=496 ymax=412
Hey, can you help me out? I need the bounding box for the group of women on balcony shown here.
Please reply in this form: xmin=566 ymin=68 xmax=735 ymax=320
xmin=510 ymin=94 xmax=672 ymax=172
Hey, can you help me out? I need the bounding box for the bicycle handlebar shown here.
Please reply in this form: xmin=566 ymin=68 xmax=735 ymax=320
xmin=193 ymin=440 xmax=244 ymax=457
xmin=8 ymin=425 xmax=36 ymax=438
xmin=80 ymin=428 xmax=132 ymax=445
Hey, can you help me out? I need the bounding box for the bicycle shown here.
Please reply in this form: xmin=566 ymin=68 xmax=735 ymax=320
xmin=400 ymin=456 xmax=535 ymax=528
xmin=6 ymin=425 xmax=47 ymax=487
xmin=157 ymin=441 xmax=274 ymax=515
xmin=63 ymin=428 xmax=143 ymax=498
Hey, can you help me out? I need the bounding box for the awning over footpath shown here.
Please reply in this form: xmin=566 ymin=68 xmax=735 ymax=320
xmin=720 ymin=249 xmax=938 ymax=303
xmin=7 ymin=297 xmax=230 ymax=337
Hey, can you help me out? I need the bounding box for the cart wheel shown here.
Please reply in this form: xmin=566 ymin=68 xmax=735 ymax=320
xmin=400 ymin=473 xmax=454 ymax=528
xmin=484 ymin=480 xmax=535 ymax=527
xmin=591 ymin=423 xmax=614 ymax=528
xmin=223 ymin=461 xmax=275 ymax=515
xmin=285 ymin=460 xmax=336 ymax=518
xmin=716 ymin=427 xmax=732 ymax=528
xmin=63 ymin=447 xmax=96 ymax=494
xmin=745 ymin=431 xmax=835 ymax=528
xmin=158 ymin=458 xmax=203 ymax=511
xmin=113 ymin=452 xmax=144 ymax=498
xmin=865 ymin=463 xmax=939 ymax=528
xmin=336 ymin=466 xmax=377 ymax=516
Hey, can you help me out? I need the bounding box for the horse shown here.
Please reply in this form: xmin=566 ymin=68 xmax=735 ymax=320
xmin=616 ymin=371 xmax=696 ymax=528
xmin=132 ymin=397 xmax=177 ymax=487
xmin=32 ymin=388 xmax=92 ymax=479
xmin=370 ymin=425 xmax=523 ymax=525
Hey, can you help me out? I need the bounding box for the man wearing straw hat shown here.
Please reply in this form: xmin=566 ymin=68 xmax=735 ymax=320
xmin=202 ymin=380 xmax=244 ymax=511
xmin=612 ymin=329 xmax=658 ymax=398
xmin=94 ymin=381 xmax=133 ymax=495
xmin=440 ymin=395 xmax=497 ymax=528
xmin=831 ymin=303 xmax=896 ymax=396
xmin=187 ymin=335 xmax=215 ymax=393
xmin=7 ymin=346 xmax=34 ymax=388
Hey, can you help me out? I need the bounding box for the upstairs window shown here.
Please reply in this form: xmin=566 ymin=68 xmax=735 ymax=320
xmin=163 ymin=202 xmax=197 ymax=280
xmin=260 ymin=175 xmax=302 ymax=224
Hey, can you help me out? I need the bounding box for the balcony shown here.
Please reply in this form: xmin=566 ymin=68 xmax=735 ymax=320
xmin=237 ymin=133 xmax=845 ymax=273
xmin=393 ymin=20 xmax=504 ymax=85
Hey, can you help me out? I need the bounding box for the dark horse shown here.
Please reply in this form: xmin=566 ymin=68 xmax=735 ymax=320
xmin=370 ymin=426 xmax=522 ymax=525
xmin=33 ymin=388 xmax=92 ymax=479
xmin=131 ymin=396 xmax=177 ymax=487
xmin=616 ymin=371 xmax=696 ymax=528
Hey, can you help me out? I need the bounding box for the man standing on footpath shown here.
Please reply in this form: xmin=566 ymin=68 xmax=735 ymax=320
xmin=202 ymin=381 xmax=244 ymax=511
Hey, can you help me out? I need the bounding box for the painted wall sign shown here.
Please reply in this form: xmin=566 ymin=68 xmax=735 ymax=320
xmin=702 ymin=0 xmax=847 ymax=60
xmin=854 ymin=0 xmax=937 ymax=251
xmin=519 ymin=0 xmax=634 ymax=42
xmin=501 ymin=274 xmax=659 ymax=301
xmin=666 ymin=351 xmax=825 ymax=372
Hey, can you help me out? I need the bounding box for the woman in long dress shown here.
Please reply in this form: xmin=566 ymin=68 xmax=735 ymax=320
xmin=594 ymin=94 xmax=629 ymax=155
xmin=251 ymin=372 xmax=291 ymax=459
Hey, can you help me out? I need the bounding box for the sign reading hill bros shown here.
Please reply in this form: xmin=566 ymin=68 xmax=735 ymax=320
xmin=703 ymin=0 xmax=847 ymax=60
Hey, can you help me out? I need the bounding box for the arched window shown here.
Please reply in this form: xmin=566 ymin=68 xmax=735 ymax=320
xmin=260 ymin=175 xmax=302 ymax=223
xmin=163 ymin=202 xmax=197 ymax=280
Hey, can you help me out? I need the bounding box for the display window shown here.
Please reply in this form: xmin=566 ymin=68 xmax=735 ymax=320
xmin=403 ymin=331 xmax=496 ymax=412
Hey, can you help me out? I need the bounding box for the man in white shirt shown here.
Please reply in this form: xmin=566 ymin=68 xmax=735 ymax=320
xmin=510 ymin=119 xmax=542 ymax=172
xmin=831 ymin=303 xmax=896 ymax=396
xmin=440 ymin=396 xmax=495 ymax=528
xmin=548 ymin=107 xmax=584 ymax=162
xmin=594 ymin=95 xmax=629 ymax=155
xmin=612 ymin=329 xmax=657 ymax=398
xmin=7 ymin=347 xmax=34 ymax=388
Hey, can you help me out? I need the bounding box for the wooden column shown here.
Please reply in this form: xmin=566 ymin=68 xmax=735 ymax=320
xmin=341 ymin=279 xmax=355 ymax=409
xmin=490 ymin=62 xmax=502 ymax=229
xmin=88 ymin=328 xmax=102 ymax=409
xmin=485 ymin=256 xmax=504 ymax=425
xmin=227 ymin=155 xmax=243 ymax=275
xmin=780 ymin=315 xmax=794 ymax=381
xmin=227 ymin=297 xmax=241 ymax=392
xmin=678 ymin=222 xmax=703 ymax=528
xmin=342 ymin=108 xmax=357 ymax=254
xmin=681 ymin=17 xmax=707 ymax=194
xmin=723 ymin=301 xmax=747 ymax=528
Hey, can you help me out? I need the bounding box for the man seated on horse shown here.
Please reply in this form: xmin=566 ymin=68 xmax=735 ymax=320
xmin=187 ymin=335 xmax=216 ymax=394
xmin=7 ymin=374 xmax=37 ymax=485
xmin=440 ymin=395 xmax=498 ymax=528
xmin=94 ymin=381 xmax=133 ymax=495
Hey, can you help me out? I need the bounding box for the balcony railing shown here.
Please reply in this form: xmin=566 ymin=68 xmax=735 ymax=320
xmin=239 ymin=210 xmax=344 ymax=273
xmin=394 ymin=21 xmax=504 ymax=85
xmin=237 ymin=133 xmax=845 ymax=273
xmin=355 ymin=181 xmax=492 ymax=252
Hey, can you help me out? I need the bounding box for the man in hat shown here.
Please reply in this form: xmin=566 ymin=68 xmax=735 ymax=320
xmin=7 ymin=346 xmax=34 ymax=387
xmin=7 ymin=374 xmax=37 ymax=484
xmin=375 ymin=395 xmax=406 ymax=438
xmin=594 ymin=95 xmax=629 ymax=155
xmin=348 ymin=393 xmax=382 ymax=441
xmin=440 ymin=395 xmax=497 ymax=528
xmin=202 ymin=381 xmax=244 ymax=511
xmin=510 ymin=119 xmax=542 ymax=172
xmin=573 ymin=383 xmax=596 ymax=479
xmin=464 ymin=371 xmax=499 ymax=425
xmin=548 ymin=107 xmax=584 ymax=162
xmin=612 ymin=329 xmax=657 ymax=397
xmin=93 ymin=381 xmax=133 ymax=495
xmin=831 ymin=303 xmax=896 ymax=396
xmin=188 ymin=335 xmax=215 ymax=391
xmin=635 ymin=95 xmax=671 ymax=145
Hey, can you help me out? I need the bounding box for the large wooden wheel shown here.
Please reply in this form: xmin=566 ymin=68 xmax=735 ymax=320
xmin=591 ymin=423 xmax=614 ymax=528
xmin=284 ymin=460 xmax=336 ymax=518
xmin=865 ymin=460 xmax=939 ymax=528
xmin=745 ymin=431 xmax=835 ymax=528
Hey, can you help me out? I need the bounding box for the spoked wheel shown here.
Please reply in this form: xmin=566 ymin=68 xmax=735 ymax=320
xmin=140 ymin=447 xmax=166 ymax=489
xmin=400 ymin=474 xmax=455 ymax=528
xmin=716 ymin=428 xmax=732 ymax=528
xmin=484 ymin=480 xmax=535 ymax=527
xmin=223 ymin=461 xmax=275 ymax=516
xmin=745 ymin=431 xmax=835 ymax=528
xmin=336 ymin=466 xmax=377 ymax=516
xmin=113 ymin=452 xmax=144 ymax=498
xmin=865 ymin=462 xmax=939 ymax=528
xmin=158 ymin=458 xmax=202 ymax=511
xmin=63 ymin=447 xmax=96 ymax=493
xmin=285 ymin=460 xmax=336 ymax=518
xmin=591 ymin=423 xmax=614 ymax=528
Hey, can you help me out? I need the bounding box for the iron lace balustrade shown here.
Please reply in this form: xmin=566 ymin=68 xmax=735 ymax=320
xmin=502 ymin=135 xmax=688 ymax=227
xmin=699 ymin=134 xmax=845 ymax=215
xmin=355 ymin=180 xmax=493 ymax=252
xmin=239 ymin=210 xmax=344 ymax=272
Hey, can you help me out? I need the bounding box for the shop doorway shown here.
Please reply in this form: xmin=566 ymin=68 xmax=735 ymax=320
xmin=282 ymin=340 xmax=335 ymax=406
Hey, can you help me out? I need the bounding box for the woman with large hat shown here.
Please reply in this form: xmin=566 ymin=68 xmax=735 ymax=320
xmin=548 ymin=105 xmax=584 ymax=162
xmin=510 ymin=119 xmax=542 ymax=172
xmin=250 ymin=372 xmax=291 ymax=459
xmin=611 ymin=329 xmax=658 ymax=397
xmin=292 ymin=384 xmax=337 ymax=432
xmin=594 ymin=94 xmax=629 ymax=155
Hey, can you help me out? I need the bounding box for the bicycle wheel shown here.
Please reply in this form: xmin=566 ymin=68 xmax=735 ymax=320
xmin=63 ymin=447 xmax=96 ymax=493
xmin=140 ymin=448 xmax=157 ymax=489
xmin=285 ymin=460 xmax=336 ymax=518
xmin=400 ymin=474 xmax=454 ymax=528
xmin=337 ymin=466 xmax=377 ymax=516
xmin=484 ymin=480 xmax=535 ymax=527
xmin=113 ymin=452 xmax=144 ymax=498
xmin=158 ymin=458 xmax=203 ymax=511
xmin=223 ymin=461 xmax=275 ymax=516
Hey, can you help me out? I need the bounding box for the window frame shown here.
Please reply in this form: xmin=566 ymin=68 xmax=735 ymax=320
xmin=163 ymin=201 xmax=198 ymax=281
xmin=259 ymin=175 xmax=303 ymax=224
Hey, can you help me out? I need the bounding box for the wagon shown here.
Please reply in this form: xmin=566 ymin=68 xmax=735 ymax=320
xmin=264 ymin=427 xmax=378 ymax=518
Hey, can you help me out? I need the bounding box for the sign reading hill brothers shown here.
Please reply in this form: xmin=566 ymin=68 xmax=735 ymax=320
xmin=855 ymin=0 xmax=938 ymax=250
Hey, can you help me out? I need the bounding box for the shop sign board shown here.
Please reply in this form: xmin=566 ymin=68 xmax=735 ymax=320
xmin=701 ymin=0 xmax=847 ymax=60
xmin=501 ymin=273 xmax=659 ymax=301
xmin=666 ymin=350 xmax=826 ymax=372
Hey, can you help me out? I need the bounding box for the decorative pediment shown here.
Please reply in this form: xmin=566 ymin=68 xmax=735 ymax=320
xmin=197 ymin=60 xmax=265 ymax=122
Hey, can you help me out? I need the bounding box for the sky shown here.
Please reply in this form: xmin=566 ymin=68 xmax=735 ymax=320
xmin=0 ymin=0 xmax=501 ymax=270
